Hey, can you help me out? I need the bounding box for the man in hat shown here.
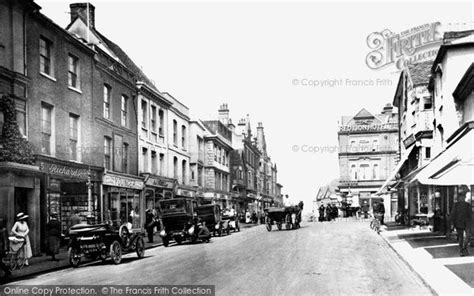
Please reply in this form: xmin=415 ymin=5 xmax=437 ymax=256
xmin=0 ymin=218 xmax=11 ymax=277
xmin=145 ymin=209 xmax=156 ymax=243
xmin=451 ymin=187 xmax=472 ymax=256
xmin=46 ymin=213 xmax=61 ymax=261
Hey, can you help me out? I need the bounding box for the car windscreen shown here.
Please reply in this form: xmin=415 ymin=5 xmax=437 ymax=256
xmin=158 ymin=199 xmax=187 ymax=213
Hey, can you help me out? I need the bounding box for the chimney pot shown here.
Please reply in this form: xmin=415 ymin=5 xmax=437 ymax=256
xmin=70 ymin=3 xmax=95 ymax=29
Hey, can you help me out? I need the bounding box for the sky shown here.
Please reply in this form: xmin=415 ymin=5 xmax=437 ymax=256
xmin=37 ymin=0 xmax=473 ymax=212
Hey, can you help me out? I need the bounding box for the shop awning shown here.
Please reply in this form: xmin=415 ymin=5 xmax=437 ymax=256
xmin=416 ymin=127 xmax=474 ymax=185
xmin=377 ymin=145 xmax=415 ymax=194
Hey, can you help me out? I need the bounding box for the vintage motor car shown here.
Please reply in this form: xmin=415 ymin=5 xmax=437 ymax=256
xmin=222 ymin=209 xmax=240 ymax=233
xmin=158 ymin=198 xmax=200 ymax=247
xmin=265 ymin=204 xmax=303 ymax=232
xmin=67 ymin=223 xmax=145 ymax=267
xmin=196 ymin=204 xmax=224 ymax=236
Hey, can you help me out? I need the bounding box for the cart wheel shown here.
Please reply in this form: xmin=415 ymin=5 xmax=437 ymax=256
xmin=277 ymin=223 xmax=282 ymax=231
xmin=8 ymin=253 xmax=17 ymax=271
xmin=110 ymin=241 xmax=122 ymax=265
xmin=136 ymin=237 xmax=145 ymax=258
xmin=16 ymin=247 xmax=25 ymax=269
xmin=162 ymin=237 xmax=169 ymax=247
xmin=68 ymin=247 xmax=81 ymax=268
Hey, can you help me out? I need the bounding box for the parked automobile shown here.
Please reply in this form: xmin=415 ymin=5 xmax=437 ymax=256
xmin=196 ymin=204 xmax=223 ymax=237
xmin=67 ymin=223 xmax=145 ymax=267
xmin=158 ymin=198 xmax=199 ymax=247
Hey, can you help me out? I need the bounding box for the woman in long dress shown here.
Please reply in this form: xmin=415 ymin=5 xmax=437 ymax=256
xmin=11 ymin=213 xmax=33 ymax=266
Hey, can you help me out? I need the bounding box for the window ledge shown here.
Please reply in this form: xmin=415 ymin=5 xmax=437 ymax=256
xmin=40 ymin=72 xmax=56 ymax=82
xmin=68 ymin=86 xmax=82 ymax=94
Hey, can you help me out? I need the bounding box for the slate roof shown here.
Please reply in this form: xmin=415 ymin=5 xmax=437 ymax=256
xmin=95 ymin=31 xmax=159 ymax=93
xmin=407 ymin=60 xmax=433 ymax=86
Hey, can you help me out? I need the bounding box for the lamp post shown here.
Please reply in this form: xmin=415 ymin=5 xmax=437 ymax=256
xmin=86 ymin=168 xmax=93 ymax=217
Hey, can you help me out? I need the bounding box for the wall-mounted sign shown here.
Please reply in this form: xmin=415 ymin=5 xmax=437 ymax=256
xmin=339 ymin=123 xmax=397 ymax=133
xmin=103 ymin=173 xmax=144 ymax=190
xmin=38 ymin=161 xmax=98 ymax=180
xmin=145 ymin=176 xmax=176 ymax=189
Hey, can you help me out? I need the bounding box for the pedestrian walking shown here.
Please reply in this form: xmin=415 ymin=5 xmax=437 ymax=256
xmin=245 ymin=210 xmax=251 ymax=224
xmin=46 ymin=213 xmax=61 ymax=261
xmin=11 ymin=213 xmax=32 ymax=266
xmin=318 ymin=205 xmax=325 ymax=222
xmin=145 ymin=209 xmax=156 ymax=243
xmin=377 ymin=199 xmax=385 ymax=225
xmin=0 ymin=218 xmax=11 ymax=278
xmin=450 ymin=187 xmax=472 ymax=256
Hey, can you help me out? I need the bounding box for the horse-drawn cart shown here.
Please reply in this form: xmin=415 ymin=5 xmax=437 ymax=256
xmin=68 ymin=223 xmax=145 ymax=267
xmin=265 ymin=203 xmax=303 ymax=232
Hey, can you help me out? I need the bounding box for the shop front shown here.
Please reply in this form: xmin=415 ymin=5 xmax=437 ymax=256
xmin=175 ymin=185 xmax=196 ymax=199
xmin=36 ymin=156 xmax=102 ymax=250
xmin=102 ymin=172 xmax=144 ymax=231
xmin=0 ymin=162 xmax=42 ymax=255
xmin=143 ymin=174 xmax=176 ymax=214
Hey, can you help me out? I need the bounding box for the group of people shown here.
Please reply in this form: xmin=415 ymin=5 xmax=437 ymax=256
xmin=318 ymin=204 xmax=339 ymax=222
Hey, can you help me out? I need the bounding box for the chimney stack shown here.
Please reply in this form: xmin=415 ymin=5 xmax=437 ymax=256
xmin=70 ymin=3 xmax=95 ymax=29
xmin=218 ymin=103 xmax=229 ymax=125
xmin=382 ymin=103 xmax=393 ymax=115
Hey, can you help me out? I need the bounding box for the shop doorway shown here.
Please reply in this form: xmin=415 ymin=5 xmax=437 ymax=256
xmin=14 ymin=187 xmax=29 ymax=216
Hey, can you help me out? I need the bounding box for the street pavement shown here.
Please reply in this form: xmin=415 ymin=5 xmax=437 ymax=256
xmin=7 ymin=221 xmax=432 ymax=296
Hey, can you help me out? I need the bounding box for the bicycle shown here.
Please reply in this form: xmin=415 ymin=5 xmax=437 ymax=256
xmin=370 ymin=213 xmax=382 ymax=234
xmin=1 ymin=236 xmax=26 ymax=271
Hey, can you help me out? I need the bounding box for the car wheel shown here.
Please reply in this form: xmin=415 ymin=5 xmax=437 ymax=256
xmin=136 ymin=237 xmax=145 ymax=258
xmin=110 ymin=241 xmax=122 ymax=265
xmin=68 ymin=247 xmax=81 ymax=268
xmin=277 ymin=223 xmax=282 ymax=231
xmin=162 ymin=237 xmax=169 ymax=247
xmin=266 ymin=223 xmax=272 ymax=232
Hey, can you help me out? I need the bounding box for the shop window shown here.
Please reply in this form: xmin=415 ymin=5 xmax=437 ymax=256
xmin=108 ymin=190 xmax=141 ymax=229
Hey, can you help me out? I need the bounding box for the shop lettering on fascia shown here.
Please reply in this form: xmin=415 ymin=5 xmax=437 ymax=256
xmin=36 ymin=157 xmax=103 ymax=235
xmin=103 ymin=173 xmax=144 ymax=190
xmin=339 ymin=123 xmax=397 ymax=133
xmin=102 ymin=172 xmax=145 ymax=230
